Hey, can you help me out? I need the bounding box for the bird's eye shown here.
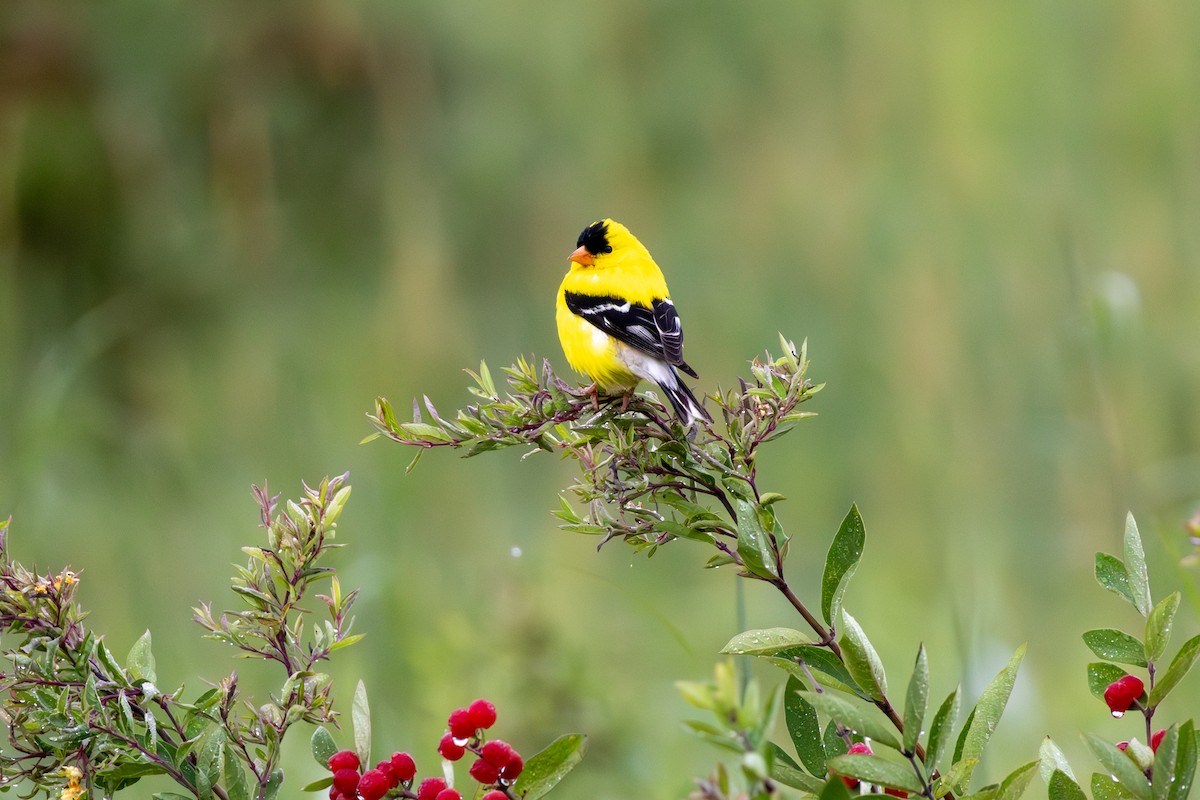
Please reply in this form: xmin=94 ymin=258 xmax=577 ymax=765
xmin=576 ymin=221 xmax=613 ymax=255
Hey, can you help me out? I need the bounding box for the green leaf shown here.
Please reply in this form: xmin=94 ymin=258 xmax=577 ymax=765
xmin=224 ymin=745 xmax=251 ymax=800
xmin=903 ymin=645 xmax=929 ymax=755
xmin=1144 ymin=592 xmax=1180 ymax=664
xmin=939 ymin=757 xmax=980 ymax=796
xmin=1048 ymin=770 xmax=1088 ymax=800
xmin=1087 ymin=662 xmax=1131 ymax=699
xmin=766 ymin=646 xmax=866 ymax=698
xmin=785 ymin=677 xmax=826 ymax=777
xmin=1091 ymin=773 xmax=1137 ymax=800
xmin=196 ymin=731 xmax=225 ymax=800
xmin=1039 ymin=737 xmax=1076 ymax=783
xmin=1123 ymin=513 xmax=1152 ymax=617
xmin=263 ymin=770 xmax=283 ymax=800
xmin=126 ymin=630 xmax=158 ymax=684
xmin=768 ymin=744 xmax=826 ymax=793
xmin=839 ymin=610 xmax=886 ymax=701
xmin=1095 ymin=553 xmax=1138 ymax=611
xmin=1082 ymin=629 xmax=1147 ymax=667
xmin=828 ymin=754 xmax=925 ymax=794
xmin=1082 ymin=733 xmax=1151 ymax=800
xmin=798 ymin=691 xmax=900 ymax=750
xmin=511 ymin=734 xmax=587 ymax=800
xmin=1151 ymin=726 xmax=1178 ymax=800
xmin=154 ymin=794 xmax=196 ymax=800
xmin=820 ymin=774 xmax=854 ymax=800
xmin=1149 ymin=633 xmax=1200 ymax=706
xmin=824 ymin=721 xmax=849 ymax=759
xmin=822 ymin=504 xmax=866 ymax=625
xmin=956 ymin=645 xmax=1026 ymax=767
xmin=311 ymin=726 xmax=337 ymax=768
xmin=1169 ymin=719 xmax=1196 ymax=800
xmin=994 ymin=760 xmax=1039 ymax=800
xmin=723 ymin=628 xmax=811 ymax=654
xmin=926 ymin=687 xmax=960 ymax=773
xmin=352 ymin=680 xmax=371 ymax=769
xmin=734 ymin=497 xmax=780 ymax=580
xmin=301 ymin=777 xmax=335 ymax=792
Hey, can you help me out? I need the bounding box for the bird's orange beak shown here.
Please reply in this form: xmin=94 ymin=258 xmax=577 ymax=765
xmin=568 ymin=246 xmax=594 ymax=266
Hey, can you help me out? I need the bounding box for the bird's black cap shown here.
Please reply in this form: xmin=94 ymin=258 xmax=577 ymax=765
xmin=577 ymin=221 xmax=613 ymax=255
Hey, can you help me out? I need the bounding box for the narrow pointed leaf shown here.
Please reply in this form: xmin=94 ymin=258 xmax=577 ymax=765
xmin=223 ymin=746 xmax=251 ymax=800
xmin=769 ymin=744 xmax=826 ymax=793
xmin=939 ymin=757 xmax=980 ymax=796
xmin=1049 ymin=770 xmax=1088 ymax=800
xmin=1095 ymin=552 xmax=1137 ymax=610
xmin=1151 ymin=726 xmax=1178 ymax=800
xmin=352 ymin=680 xmax=371 ymax=769
xmin=1081 ymin=629 xmax=1147 ymax=667
xmin=927 ymin=687 xmax=960 ymax=773
xmin=956 ymin=645 xmax=1026 ymax=766
xmin=734 ymin=497 xmax=779 ymax=580
xmin=822 ymin=504 xmax=866 ymax=625
xmin=903 ymin=645 xmax=929 ymax=755
xmin=994 ymin=760 xmax=1039 ymax=800
xmin=798 ymin=691 xmax=900 ymax=750
xmin=511 ymin=734 xmax=587 ymax=800
xmin=1148 ymin=633 xmax=1200 ymax=706
xmin=785 ymin=676 xmax=826 ymax=777
xmin=126 ymin=630 xmax=158 ymax=684
xmin=723 ymin=628 xmax=810 ymax=654
xmin=839 ymin=610 xmax=887 ymax=701
xmin=1123 ymin=513 xmax=1151 ymax=616
xmin=1083 ymin=734 xmax=1151 ymax=800
xmin=1168 ymin=720 xmax=1196 ymax=800
xmin=829 ymin=754 xmax=925 ymax=794
xmin=1144 ymin=592 xmax=1180 ymax=664
xmin=1039 ymin=737 xmax=1076 ymax=783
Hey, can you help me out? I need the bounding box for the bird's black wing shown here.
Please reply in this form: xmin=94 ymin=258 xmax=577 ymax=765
xmin=564 ymin=292 xmax=698 ymax=378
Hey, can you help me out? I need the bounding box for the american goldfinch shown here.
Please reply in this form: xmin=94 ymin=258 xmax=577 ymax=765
xmin=556 ymin=219 xmax=710 ymax=425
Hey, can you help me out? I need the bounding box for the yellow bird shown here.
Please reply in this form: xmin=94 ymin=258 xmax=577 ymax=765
xmin=556 ymin=219 xmax=710 ymax=425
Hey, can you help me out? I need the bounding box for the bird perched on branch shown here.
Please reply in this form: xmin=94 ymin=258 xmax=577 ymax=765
xmin=556 ymin=219 xmax=710 ymax=425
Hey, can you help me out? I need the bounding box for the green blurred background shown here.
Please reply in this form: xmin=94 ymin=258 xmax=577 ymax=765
xmin=2 ymin=2 xmax=1199 ymax=797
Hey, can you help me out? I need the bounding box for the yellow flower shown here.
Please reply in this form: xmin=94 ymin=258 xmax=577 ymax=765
xmin=60 ymin=765 xmax=84 ymax=800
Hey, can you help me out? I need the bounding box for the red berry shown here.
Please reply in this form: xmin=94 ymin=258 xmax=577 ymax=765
xmin=501 ymin=752 xmax=523 ymax=782
xmin=358 ymin=769 xmax=391 ymax=800
xmin=1103 ymin=675 xmax=1145 ymax=716
xmin=328 ymin=787 xmax=342 ymax=800
xmin=328 ymin=750 xmax=361 ymax=773
xmin=482 ymin=792 xmax=508 ymax=800
xmin=374 ymin=760 xmax=398 ymax=788
xmin=448 ymin=707 xmax=476 ymax=739
xmin=470 ymin=758 xmax=501 ymax=784
xmin=481 ymin=740 xmax=515 ymax=768
xmin=332 ymin=768 xmax=360 ymax=795
xmin=435 ymin=790 xmax=462 ymax=800
xmin=467 ymin=699 xmax=498 ymax=730
xmin=885 ymin=790 xmax=909 ymax=798
xmin=391 ymin=751 xmax=417 ymax=782
xmin=841 ymin=776 xmax=860 ymax=790
xmin=439 ymin=732 xmax=467 ymax=761
xmin=417 ymin=777 xmax=448 ymax=800
xmin=1151 ymin=729 xmax=1166 ymax=752
xmin=1116 ymin=741 xmax=1129 ymax=751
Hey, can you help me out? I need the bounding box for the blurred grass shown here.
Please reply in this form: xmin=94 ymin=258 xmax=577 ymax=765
xmin=2 ymin=1 xmax=1199 ymax=797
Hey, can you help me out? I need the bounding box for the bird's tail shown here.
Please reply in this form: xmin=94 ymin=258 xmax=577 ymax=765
xmin=658 ymin=372 xmax=711 ymax=427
